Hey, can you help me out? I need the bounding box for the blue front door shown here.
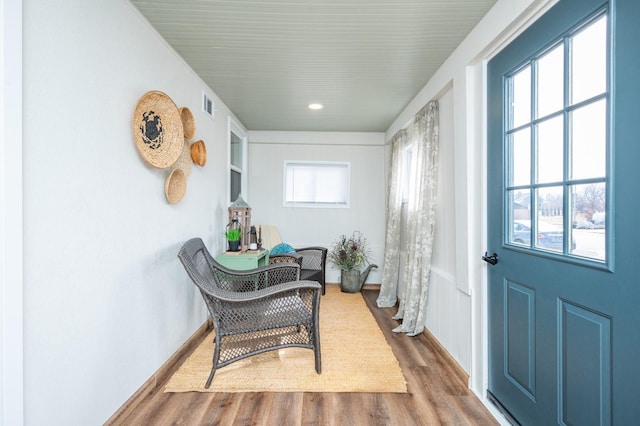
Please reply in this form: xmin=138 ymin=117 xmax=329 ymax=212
xmin=487 ymin=0 xmax=640 ymax=424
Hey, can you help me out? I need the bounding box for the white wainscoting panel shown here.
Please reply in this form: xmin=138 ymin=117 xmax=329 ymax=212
xmin=425 ymin=267 xmax=472 ymax=373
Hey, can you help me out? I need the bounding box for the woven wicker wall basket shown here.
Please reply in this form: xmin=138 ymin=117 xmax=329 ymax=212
xmin=179 ymin=107 xmax=196 ymax=140
xmin=190 ymin=140 xmax=207 ymax=166
xmin=132 ymin=91 xmax=184 ymax=169
xmin=165 ymin=168 xmax=187 ymax=204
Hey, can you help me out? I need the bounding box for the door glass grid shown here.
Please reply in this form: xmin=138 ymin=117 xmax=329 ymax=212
xmin=505 ymin=13 xmax=608 ymax=261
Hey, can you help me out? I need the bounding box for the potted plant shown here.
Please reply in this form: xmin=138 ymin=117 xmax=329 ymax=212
xmin=225 ymin=228 xmax=242 ymax=252
xmin=328 ymin=231 xmax=377 ymax=293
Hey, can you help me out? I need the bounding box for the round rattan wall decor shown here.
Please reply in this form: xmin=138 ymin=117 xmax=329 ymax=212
xmin=190 ymin=140 xmax=207 ymax=166
xmin=179 ymin=107 xmax=196 ymax=140
xmin=132 ymin=91 xmax=184 ymax=169
xmin=165 ymin=168 xmax=187 ymax=204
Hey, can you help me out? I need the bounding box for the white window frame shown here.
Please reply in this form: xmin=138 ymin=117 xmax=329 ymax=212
xmin=228 ymin=117 xmax=247 ymax=204
xmin=283 ymin=161 xmax=350 ymax=208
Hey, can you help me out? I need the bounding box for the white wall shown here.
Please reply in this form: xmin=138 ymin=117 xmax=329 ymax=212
xmin=1 ymin=0 xmax=24 ymax=424
xmin=21 ymin=0 xmax=242 ymax=423
xmin=425 ymin=88 xmax=473 ymax=372
xmin=247 ymin=131 xmax=386 ymax=283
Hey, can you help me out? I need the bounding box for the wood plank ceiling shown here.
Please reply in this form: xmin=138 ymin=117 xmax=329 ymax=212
xmin=130 ymin=0 xmax=496 ymax=132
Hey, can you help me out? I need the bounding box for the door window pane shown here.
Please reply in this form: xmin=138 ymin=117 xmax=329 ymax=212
xmin=570 ymin=99 xmax=606 ymax=180
xmin=510 ymin=66 xmax=531 ymax=129
xmin=570 ymin=183 xmax=605 ymax=260
xmin=536 ymin=186 xmax=564 ymax=252
xmin=570 ymin=16 xmax=607 ymax=105
xmin=508 ymin=189 xmax=531 ymax=247
xmin=510 ymin=128 xmax=531 ymax=186
xmin=536 ymin=116 xmax=564 ymax=184
xmin=537 ymin=44 xmax=564 ymax=118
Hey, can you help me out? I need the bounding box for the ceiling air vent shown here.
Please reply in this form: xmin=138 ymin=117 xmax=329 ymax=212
xmin=202 ymin=91 xmax=215 ymax=119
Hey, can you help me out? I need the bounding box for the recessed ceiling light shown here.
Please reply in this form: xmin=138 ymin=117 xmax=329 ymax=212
xmin=308 ymin=103 xmax=323 ymax=110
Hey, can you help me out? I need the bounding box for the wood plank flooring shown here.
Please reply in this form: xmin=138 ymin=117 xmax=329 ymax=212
xmin=109 ymin=289 xmax=499 ymax=426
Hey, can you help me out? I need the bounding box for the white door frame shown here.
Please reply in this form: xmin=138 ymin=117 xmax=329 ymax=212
xmin=1 ymin=0 xmax=24 ymax=424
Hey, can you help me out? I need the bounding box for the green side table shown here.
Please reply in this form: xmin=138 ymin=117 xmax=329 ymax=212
xmin=215 ymin=249 xmax=270 ymax=270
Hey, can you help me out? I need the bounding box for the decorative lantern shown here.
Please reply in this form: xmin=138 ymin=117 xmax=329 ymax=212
xmin=228 ymin=195 xmax=252 ymax=250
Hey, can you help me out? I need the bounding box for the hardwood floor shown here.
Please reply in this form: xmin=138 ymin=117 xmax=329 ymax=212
xmin=109 ymin=289 xmax=499 ymax=426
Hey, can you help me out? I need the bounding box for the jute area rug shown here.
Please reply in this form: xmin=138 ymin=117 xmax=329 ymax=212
xmin=164 ymin=285 xmax=407 ymax=393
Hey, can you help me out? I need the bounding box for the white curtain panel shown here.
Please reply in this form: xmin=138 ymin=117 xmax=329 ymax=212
xmin=386 ymin=101 xmax=440 ymax=336
xmin=376 ymin=129 xmax=407 ymax=308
